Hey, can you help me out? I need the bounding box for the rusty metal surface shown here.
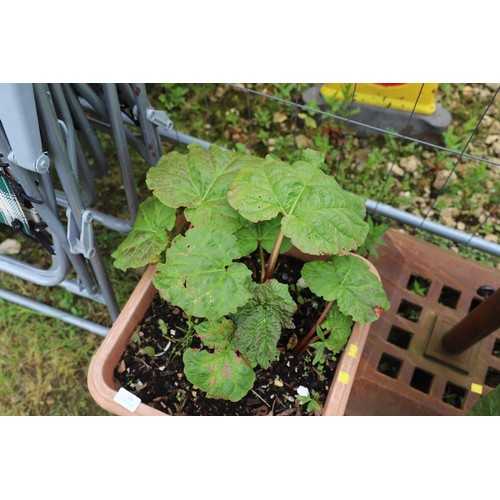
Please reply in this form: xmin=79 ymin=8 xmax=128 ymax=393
xmin=345 ymin=229 xmax=500 ymax=416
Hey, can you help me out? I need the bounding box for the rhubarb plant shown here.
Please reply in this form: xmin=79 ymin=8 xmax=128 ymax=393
xmin=112 ymin=143 xmax=389 ymax=403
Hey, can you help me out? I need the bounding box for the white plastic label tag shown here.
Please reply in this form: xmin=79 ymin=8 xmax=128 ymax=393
xmin=114 ymin=387 xmax=141 ymax=413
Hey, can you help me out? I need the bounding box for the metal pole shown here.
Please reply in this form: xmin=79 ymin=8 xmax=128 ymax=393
xmin=0 ymin=288 xmax=109 ymax=337
xmin=441 ymin=288 xmax=500 ymax=354
xmin=62 ymin=83 xmax=109 ymax=177
xmin=102 ymin=84 xmax=139 ymax=220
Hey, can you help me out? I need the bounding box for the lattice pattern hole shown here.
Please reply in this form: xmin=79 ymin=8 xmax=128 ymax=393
xmin=442 ymin=382 xmax=467 ymax=409
xmin=438 ymin=286 xmax=461 ymax=309
xmin=484 ymin=367 xmax=500 ymax=388
xmin=397 ymin=300 xmax=422 ymax=322
xmin=407 ymin=274 xmax=431 ymax=297
xmin=387 ymin=326 xmax=413 ymax=350
xmin=469 ymin=297 xmax=482 ymax=312
xmin=492 ymin=339 xmax=500 ymax=358
xmin=410 ymin=368 xmax=434 ymax=394
xmin=377 ymin=353 xmax=402 ymax=379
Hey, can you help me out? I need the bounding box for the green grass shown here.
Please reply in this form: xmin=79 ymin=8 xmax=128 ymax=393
xmin=0 ymin=230 xmax=143 ymax=415
xmin=0 ymin=283 xmax=109 ymax=416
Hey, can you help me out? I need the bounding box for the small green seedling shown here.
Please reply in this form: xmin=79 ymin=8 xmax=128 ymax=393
xmin=296 ymin=386 xmax=322 ymax=414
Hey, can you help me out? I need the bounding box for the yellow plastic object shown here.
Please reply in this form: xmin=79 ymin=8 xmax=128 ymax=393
xmin=321 ymin=83 xmax=438 ymax=115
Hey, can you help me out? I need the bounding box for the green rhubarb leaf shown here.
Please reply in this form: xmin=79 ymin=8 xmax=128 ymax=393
xmin=233 ymin=280 xmax=296 ymax=368
xmin=183 ymin=348 xmax=255 ymax=402
xmin=234 ymin=216 xmax=293 ymax=256
xmin=227 ymin=150 xmax=369 ymax=255
xmin=301 ymin=255 xmax=390 ymax=323
xmin=111 ymin=197 xmax=176 ymax=271
xmin=234 ymin=305 xmax=282 ymax=368
xmin=195 ymin=318 xmax=236 ymax=350
xmin=297 ymin=148 xmax=325 ymax=169
xmin=146 ymin=143 xmax=257 ymax=233
xmin=321 ymin=303 xmax=353 ymax=354
xmin=153 ymin=228 xmax=252 ymax=320
xmin=233 ymin=279 xmax=296 ymax=329
xmin=468 ymin=385 xmax=500 ymax=416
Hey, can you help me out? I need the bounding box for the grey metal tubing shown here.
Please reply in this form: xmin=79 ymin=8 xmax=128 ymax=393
xmin=103 ymin=84 xmax=139 ymax=220
xmin=0 ymin=84 xmax=48 ymax=173
xmin=49 ymin=83 xmax=95 ymax=208
xmin=72 ymin=83 xmax=109 ymax=119
xmin=83 ymin=116 xmax=147 ymax=160
xmin=28 ymin=91 xmax=121 ymax=318
xmin=34 ymin=84 xmax=85 ymax=225
xmin=0 ymin=288 xmax=109 ymax=336
xmin=62 ymin=83 xmax=109 ymax=177
xmin=0 ymin=251 xmax=69 ymax=287
xmin=0 ymin=122 xmax=71 ymax=286
xmin=117 ymin=83 xmax=136 ymax=109
xmin=74 ymin=93 xmax=148 ymax=159
xmin=74 ymin=84 xmax=146 ymax=158
xmin=87 ymin=239 xmax=120 ymax=320
xmin=49 ymin=83 xmax=78 ymax=180
xmin=366 ymin=199 xmax=500 ymax=257
xmin=35 ymin=86 xmax=121 ymax=317
xmin=90 ymin=210 xmax=133 ymax=234
xmin=59 ymin=278 xmax=107 ymax=305
xmin=9 ymin=165 xmax=98 ymax=292
xmin=55 ymin=188 xmax=132 ymax=234
xmin=157 ymin=127 xmax=216 ymax=150
xmin=74 ymin=135 xmax=98 ymax=206
xmin=132 ymin=83 xmax=162 ymax=166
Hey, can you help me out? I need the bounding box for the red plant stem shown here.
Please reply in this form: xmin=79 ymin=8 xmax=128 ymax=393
xmin=258 ymin=242 xmax=266 ymax=283
xmin=292 ymin=300 xmax=334 ymax=356
xmin=264 ymin=228 xmax=285 ymax=281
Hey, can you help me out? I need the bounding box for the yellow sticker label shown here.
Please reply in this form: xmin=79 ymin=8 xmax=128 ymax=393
xmin=348 ymin=344 xmax=358 ymax=359
xmin=338 ymin=371 xmax=350 ymax=385
xmin=471 ymin=383 xmax=483 ymax=395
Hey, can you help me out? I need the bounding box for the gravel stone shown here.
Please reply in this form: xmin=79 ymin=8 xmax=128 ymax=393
xmin=485 ymin=135 xmax=500 ymax=145
xmin=387 ymin=162 xmax=405 ymax=177
xmin=400 ymin=155 xmax=420 ymax=173
xmin=433 ymin=170 xmax=458 ymax=190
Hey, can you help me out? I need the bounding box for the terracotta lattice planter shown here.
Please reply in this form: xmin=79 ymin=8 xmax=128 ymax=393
xmin=88 ymin=254 xmax=383 ymax=416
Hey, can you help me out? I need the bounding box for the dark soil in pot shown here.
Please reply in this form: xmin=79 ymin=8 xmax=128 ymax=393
xmin=113 ymin=253 xmax=339 ymax=416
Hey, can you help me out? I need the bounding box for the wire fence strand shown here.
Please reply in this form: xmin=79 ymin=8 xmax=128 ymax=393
xmin=418 ymin=85 xmax=500 ymax=228
xmin=226 ymin=83 xmax=500 ymax=169
xmin=375 ymin=83 xmax=425 ymax=211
